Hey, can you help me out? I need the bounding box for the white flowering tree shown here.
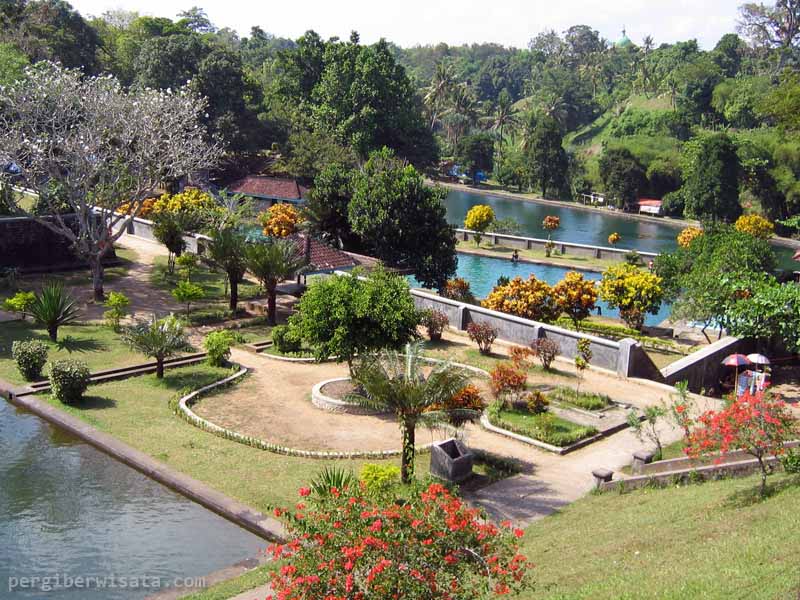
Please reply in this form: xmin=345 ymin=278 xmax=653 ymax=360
xmin=0 ymin=62 xmax=219 ymax=300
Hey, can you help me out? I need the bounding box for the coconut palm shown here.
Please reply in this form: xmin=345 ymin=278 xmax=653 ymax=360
xmin=442 ymin=83 xmax=479 ymax=149
xmin=30 ymin=282 xmax=79 ymax=341
xmin=481 ymin=89 xmax=520 ymax=159
xmin=245 ymin=238 xmax=308 ymax=325
xmin=424 ymin=61 xmax=455 ymax=131
xmin=121 ymin=314 xmax=187 ymax=378
xmin=348 ymin=342 xmax=471 ymax=484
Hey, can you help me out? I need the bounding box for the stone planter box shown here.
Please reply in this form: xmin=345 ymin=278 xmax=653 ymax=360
xmin=430 ymin=438 xmax=474 ymax=483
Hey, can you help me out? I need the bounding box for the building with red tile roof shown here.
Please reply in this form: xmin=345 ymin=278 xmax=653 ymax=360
xmin=227 ymin=176 xmax=309 ymax=207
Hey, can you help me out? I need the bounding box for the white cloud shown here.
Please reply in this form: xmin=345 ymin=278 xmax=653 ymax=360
xmin=71 ymin=0 xmax=739 ymax=49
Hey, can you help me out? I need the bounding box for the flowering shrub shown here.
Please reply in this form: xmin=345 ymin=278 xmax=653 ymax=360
xmin=442 ymin=278 xmax=476 ymax=304
xmin=685 ymin=390 xmax=797 ymax=496
xmin=464 ymin=204 xmax=496 ymax=245
xmin=482 ymin=275 xmax=560 ymax=323
xmin=598 ymin=264 xmax=663 ymax=331
xmin=552 ymin=271 xmax=598 ymax=330
xmin=542 ymin=215 xmax=560 ymax=232
xmin=509 ymin=345 xmax=534 ymax=368
xmin=677 ymin=226 xmax=703 ymax=248
xmin=735 ymin=214 xmax=774 ymax=239
xmin=426 ymin=384 xmax=486 ymax=426
xmin=267 ymin=483 xmax=531 ymax=599
xmin=467 ymin=322 xmax=497 ymax=355
xmin=359 ymin=464 xmax=401 ymax=497
xmin=608 ymin=232 xmax=621 ymax=245
xmin=525 ymin=391 xmax=549 ymax=414
xmin=530 ymin=338 xmax=560 ymax=370
xmin=490 ymin=363 xmax=527 ymax=399
xmin=118 ymin=197 xmax=157 ymax=217
xmin=420 ymin=309 xmax=449 ymax=341
xmin=260 ymin=203 xmax=302 ymax=237
xmin=574 ymin=338 xmax=592 ymax=395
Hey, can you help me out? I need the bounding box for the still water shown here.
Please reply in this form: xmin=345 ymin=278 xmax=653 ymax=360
xmin=443 ymin=189 xmax=799 ymax=270
xmin=410 ymin=253 xmax=671 ymax=327
xmin=0 ymin=399 xmax=265 ymax=600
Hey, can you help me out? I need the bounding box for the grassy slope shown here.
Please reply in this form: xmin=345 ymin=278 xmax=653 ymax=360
xmin=0 ymin=321 xmax=143 ymax=385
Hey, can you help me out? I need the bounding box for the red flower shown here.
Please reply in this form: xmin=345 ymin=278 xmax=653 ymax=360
xmin=299 ymin=487 xmax=311 ymax=497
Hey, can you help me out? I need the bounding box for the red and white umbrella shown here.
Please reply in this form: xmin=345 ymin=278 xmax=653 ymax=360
xmin=721 ymin=354 xmax=752 ymax=368
xmin=746 ymin=353 xmax=770 ymax=366
xmin=793 ymin=249 xmax=800 ymax=261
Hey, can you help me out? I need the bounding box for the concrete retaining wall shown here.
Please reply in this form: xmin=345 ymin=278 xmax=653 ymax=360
xmin=661 ymin=336 xmax=752 ymax=393
xmin=118 ymin=216 xmax=203 ymax=254
xmin=410 ymin=288 xmax=640 ymax=376
xmin=455 ymin=228 xmax=658 ymax=262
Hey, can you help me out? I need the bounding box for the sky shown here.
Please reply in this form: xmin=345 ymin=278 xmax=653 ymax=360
xmin=68 ymin=0 xmax=741 ymax=50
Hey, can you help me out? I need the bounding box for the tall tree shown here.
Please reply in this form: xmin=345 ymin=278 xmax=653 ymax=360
xmin=524 ymin=114 xmax=568 ymax=199
xmin=349 ymin=148 xmax=456 ymax=290
xmin=424 ymin=60 xmax=455 ymax=130
xmin=455 ymin=133 xmax=494 ymax=185
xmin=205 ymin=227 xmax=248 ymax=311
xmin=682 ymin=133 xmax=742 ymax=223
xmin=0 ymin=62 xmax=217 ymax=301
xmin=738 ymin=0 xmax=800 ymax=72
xmin=599 ymin=147 xmax=648 ymax=209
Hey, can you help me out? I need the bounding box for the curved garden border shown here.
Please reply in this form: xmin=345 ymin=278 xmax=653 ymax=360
xmin=311 ymin=378 xmax=385 ymax=415
xmin=177 ymin=366 xmax=435 ymax=459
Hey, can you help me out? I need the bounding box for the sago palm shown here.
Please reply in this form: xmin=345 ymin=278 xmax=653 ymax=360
xmin=245 ymin=238 xmax=307 ymax=325
xmin=349 ymin=342 xmax=470 ymax=483
xmin=121 ymin=315 xmax=187 ymax=378
xmin=30 ymin=282 xmax=80 ymax=341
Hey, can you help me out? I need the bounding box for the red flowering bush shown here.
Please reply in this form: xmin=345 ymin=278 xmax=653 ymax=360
xmin=684 ymin=390 xmax=798 ymax=496
xmin=426 ymin=384 xmax=486 ymax=426
xmin=467 ymin=322 xmax=498 ymax=355
xmin=490 ymin=363 xmax=527 ymax=399
xmin=443 ymin=278 xmax=476 ymax=304
xmin=267 ymin=483 xmax=532 ymax=599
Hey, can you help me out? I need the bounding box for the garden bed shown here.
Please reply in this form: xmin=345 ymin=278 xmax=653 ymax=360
xmin=547 ymin=386 xmax=613 ymax=412
xmin=489 ymin=405 xmax=598 ymax=447
xmin=312 ymin=377 xmax=384 ymax=415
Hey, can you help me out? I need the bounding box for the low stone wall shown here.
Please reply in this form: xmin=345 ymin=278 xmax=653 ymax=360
xmin=410 ymin=289 xmax=637 ymax=376
xmin=311 ymin=378 xmax=383 ymax=415
xmin=455 ymin=228 xmax=658 ymax=262
xmin=661 ymin=336 xmax=752 ymax=393
xmin=119 ymin=216 xmax=202 ymax=254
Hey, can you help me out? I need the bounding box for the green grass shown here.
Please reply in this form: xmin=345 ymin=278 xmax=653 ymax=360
xmin=150 ymin=256 xmax=261 ymax=302
xmin=262 ymin=344 xmax=315 ymax=359
xmin=0 ymin=321 xmax=143 ymax=385
xmin=491 ymin=406 xmax=597 ymax=447
xmin=548 ymin=386 xmax=612 ymax=411
xmin=522 ymin=472 xmax=800 ymax=599
xmin=456 ymin=240 xmax=615 ymax=272
xmin=234 ymin=324 xmax=273 ymax=344
xmin=183 ymin=564 xmax=273 ymax=600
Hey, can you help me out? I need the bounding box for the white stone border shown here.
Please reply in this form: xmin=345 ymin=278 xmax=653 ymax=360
xmin=177 ymin=366 xmax=434 ymax=459
xmin=311 ymin=378 xmax=385 ymax=415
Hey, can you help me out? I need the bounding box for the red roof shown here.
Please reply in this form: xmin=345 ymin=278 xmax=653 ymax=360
xmin=228 ymin=176 xmax=309 ymax=201
xmin=637 ymin=199 xmax=663 ymax=207
xmin=289 ymin=234 xmax=359 ymax=272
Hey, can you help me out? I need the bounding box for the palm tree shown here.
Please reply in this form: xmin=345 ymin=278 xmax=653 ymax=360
xmin=122 ymin=315 xmax=187 ymax=378
xmin=245 ymin=238 xmax=308 ymax=325
xmin=481 ymin=89 xmax=519 ymax=159
xmin=442 ymin=83 xmax=478 ymax=149
xmin=30 ymin=282 xmax=79 ymax=341
xmin=424 ymin=61 xmax=455 ymax=131
xmin=349 ymin=342 xmax=470 ymax=484
xmin=205 ymin=227 xmax=248 ymax=312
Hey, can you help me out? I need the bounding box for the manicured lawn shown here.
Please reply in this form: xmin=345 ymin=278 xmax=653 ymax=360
xmin=41 ymin=365 xmax=441 ymax=514
xmin=548 ymin=386 xmax=612 ymax=411
xmin=150 ymin=256 xmax=261 ymax=302
xmin=0 ymin=321 xmax=144 ymax=385
xmin=523 ymin=472 xmax=800 ymax=599
xmin=493 ymin=406 xmax=597 ymax=447
xmin=456 ymin=239 xmax=616 ymax=271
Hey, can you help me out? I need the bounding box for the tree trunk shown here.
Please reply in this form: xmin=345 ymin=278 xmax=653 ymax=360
xmin=90 ymin=256 xmax=105 ymax=302
xmin=267 ymin=284 xmax=277 ymax=326
xmin=400 ymin=419 xmax=416 ymax=484
xmin=229 ymin=277 xmax=238 ymax=312
xmin=757 ymin=455 xmax=768 ymax=497
xmin=156 ymin=357 xmax=164 ymax=379
xmin=48 ymin=326 xmax=58 ymax=342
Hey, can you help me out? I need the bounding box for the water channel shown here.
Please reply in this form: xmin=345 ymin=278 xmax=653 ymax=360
xmin=0 ymin=399 xmax=265 ymax=600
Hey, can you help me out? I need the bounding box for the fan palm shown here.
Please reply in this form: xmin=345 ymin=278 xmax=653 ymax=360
xmin=121 ymin=315 xmax=187 ymax=378
xmin=245 ymin=238 xmax=308 ymax=325
xmin=30 ymin=282 xmax=79 ymax=341
xmin=348 ymin=342 xmax=471 ymax=483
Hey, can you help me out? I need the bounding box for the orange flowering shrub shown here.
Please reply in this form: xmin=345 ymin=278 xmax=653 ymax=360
xmin=490 ymin=362 xmax=527 ymax=398
xmin=427 ymin=384 xmax=486 ymax=426
xmin=442 ymin=278 xmax=476 ymax=304
xmin=466 ymin=321 xmax=497 ymax=355
xmin=260 ymin=203 xmax=302 ymax=237
xmin=482 ymin=275 xmax=559 ymax=323
xmin=509 ymin=345 xmax=534 ymax=368
xmin=267 ymin=483 xmax=532 ymax=599
xmin=677 ymin=226 xmax=703 ymax=248
xmin=542 ymin=215 xmax=560 ymax=232
xmin=734 ymin=214 xmax=774 ymax=239
xmin=117 ymin=197 xmax=157 ymax=217
xmin=552 ymin=271 xmax=598 ymax=330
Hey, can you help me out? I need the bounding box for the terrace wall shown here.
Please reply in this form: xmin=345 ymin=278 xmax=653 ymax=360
xmin=660 ymin=336 xmax=753 ymax=394
xmin=455 ymin=228 xmax=659 ymax=262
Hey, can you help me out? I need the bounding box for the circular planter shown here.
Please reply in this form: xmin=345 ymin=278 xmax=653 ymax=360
xmin=312 ymin=378 xmax=385 ymax=415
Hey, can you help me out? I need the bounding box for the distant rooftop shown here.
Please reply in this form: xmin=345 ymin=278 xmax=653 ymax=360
xmin=227 ymin=176 xmax=309 ymax=203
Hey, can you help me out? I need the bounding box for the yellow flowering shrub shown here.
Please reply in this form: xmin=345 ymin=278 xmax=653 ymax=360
xmin=552 ymin=271 xmax=598 ymax=330
xmin=598 ymin=264 xmax=663 ymax=331
xmin=117 ymin=197 xmax=158 ymax=217
xmin=260 ymin=203 xmax=302 ymax=237
xmin=677 ymin=226 xmax=703 ymax=248
xmin=482 ymin=275 xmax=560 ymax=323
xmin=464 ymin=205 xmax=495 ymax=245
xmin=151 ymin=188 xmax=218 ymax=217
xmin=608 ymin=232 xmax=621 ymax=245
xmin=734 ymin=214 xmax=774 ymax=239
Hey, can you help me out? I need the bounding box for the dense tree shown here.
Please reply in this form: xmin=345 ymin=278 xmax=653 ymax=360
xmin=524 ymin=115 xmax=568 ymax=199
xmin=738 ymin=0 xmax=800 ymax=72
xmin=349 ymin=148 xmax=456 ymax=290
xmin=598 ymin=147 xmax=648 ymax=209
xmin=303 ymin=162 xmax=355 ymax=248
xmin=682 ymin=133 xmax=742 ymax=223
xmin=134 ymin=33 xmax=206 ymax=90
xmin=456 ymin=132 xmax=494 ymax=184
xmin=0 ymin=42 xmax=28 ymax=85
